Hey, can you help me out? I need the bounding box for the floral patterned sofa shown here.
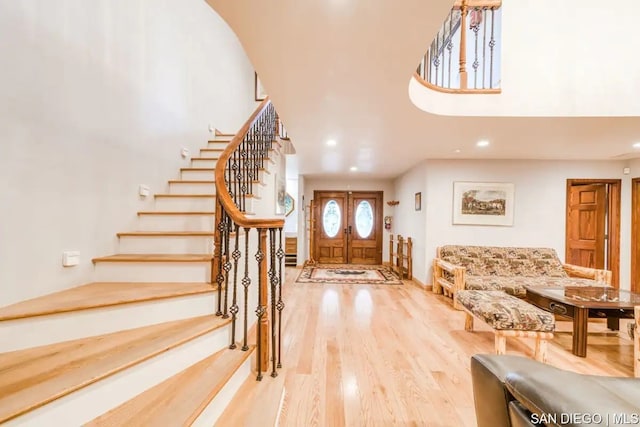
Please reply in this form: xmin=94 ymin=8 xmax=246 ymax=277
xmin=432 ymin=245 xmax=612 ymax=309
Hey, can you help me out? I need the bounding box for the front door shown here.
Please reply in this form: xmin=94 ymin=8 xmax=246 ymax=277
xmin=314 ymin=191 xmax=383 ymax=264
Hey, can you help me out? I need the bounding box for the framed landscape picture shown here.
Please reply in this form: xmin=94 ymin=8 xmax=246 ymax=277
xmin=452 ymin=182 xmax=515 ymax=226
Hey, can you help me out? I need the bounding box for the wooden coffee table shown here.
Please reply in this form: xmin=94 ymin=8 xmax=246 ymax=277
xmin=525 ymin=286 xmax=640 ymax=357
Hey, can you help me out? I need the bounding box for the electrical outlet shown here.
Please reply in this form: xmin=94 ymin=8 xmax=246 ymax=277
xmin=62 ymin=251 xmax=80 ymax=267
xmin=181 ymin=148 xmax=190 ymax=159
xmin=139 ymin=185 xmax=150 ymax=197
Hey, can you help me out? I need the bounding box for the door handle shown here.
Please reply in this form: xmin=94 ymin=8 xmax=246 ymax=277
xmin=348 ymin=226 xmax=352 ymax=234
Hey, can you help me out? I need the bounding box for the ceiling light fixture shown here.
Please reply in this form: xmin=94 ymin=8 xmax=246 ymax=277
xmin=350 ymin=166 xmax=358 ymax=172
xmin=454 ymin=149 xmax=461 ymax=153
xmin=326 ymin=139 xmax=337 ymax=147
xmin=633 ymin=142 xmax=640 ymax=149
xmin=476 ymin=140 xmax=490 ymax=147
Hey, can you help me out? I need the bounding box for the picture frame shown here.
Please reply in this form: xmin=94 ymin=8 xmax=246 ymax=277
xmin=275 ymin=174 xmax=286 ymax=215
xmin=452 ymin=181 xmax=515 ymax=226
xmin=284 ymin=193 xmax=295 ymax=217
xmin=254 ymin=72 xmax=267 ymax=101
xmin=415 ymin=192 xmax=422 ymax=211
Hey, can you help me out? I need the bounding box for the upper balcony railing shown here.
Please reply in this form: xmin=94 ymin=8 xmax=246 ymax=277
xmin=416 ymin=0 xmax=502 ymax=94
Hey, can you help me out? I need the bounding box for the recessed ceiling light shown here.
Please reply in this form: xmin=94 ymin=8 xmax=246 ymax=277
xmin=454 ymin=149 xmax=461 ymax=153
xmin=350 ymin=166 xmax=358 ymax=172
xmin=476 ymin=140 xmax=490 ymax=147
xmin=633 ymin=142 xmax=640 ymax=149
xmin=326 ymin=139 xmax=337 ymax=147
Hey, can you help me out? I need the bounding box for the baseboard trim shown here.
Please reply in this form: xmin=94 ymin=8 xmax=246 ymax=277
xmin=410 ymin=277 xmax=432 ymax=291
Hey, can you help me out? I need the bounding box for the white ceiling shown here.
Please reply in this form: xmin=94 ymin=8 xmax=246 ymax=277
xmin=206 ymin=0 xmax=640 ymax=180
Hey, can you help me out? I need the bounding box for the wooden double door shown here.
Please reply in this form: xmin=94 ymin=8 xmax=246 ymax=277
xmin=313 ymin=191 xmax=383 ymax=265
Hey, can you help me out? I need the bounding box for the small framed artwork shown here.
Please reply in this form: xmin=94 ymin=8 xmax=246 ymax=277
xmin=415 ymin=192 xmax=422 ymax=211
xmin=254 ymin=72 xmax=267 ymax=101
xmin=284 ymin=193 xmax=295 ymax=217
xmin=452 ymin=181 xmax=515 ymax=226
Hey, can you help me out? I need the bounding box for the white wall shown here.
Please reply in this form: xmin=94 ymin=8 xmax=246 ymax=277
xmin=394 ymin=159 xmax=632 ymax=288
xmin=284 ymin=177 xmax=298 ymax=234
xmin=0 ymin=0 xmax=256 ymax=306
xmin=301 ymin=177 xmax=395 ymax=263
xmin=410 ymin=0 xmax=640 ymax=116
xmin=392 ymin=161 xmax=428 ymax=284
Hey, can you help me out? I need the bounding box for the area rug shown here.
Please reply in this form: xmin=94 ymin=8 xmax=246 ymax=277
xmin=296 ymin=264 xmax=402 ymax=285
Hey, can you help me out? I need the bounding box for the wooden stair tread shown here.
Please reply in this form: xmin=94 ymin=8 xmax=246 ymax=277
xmin=168 ymin=180 xmax=215 ymax=184
xmin=0 ymin=316 xmax=229 ymax=424
xmin=215 ymin=367 xmax=284 ymax=427
xmin=92 ymin=254 xmax=212 ymax=263
xmin=0 ymin=282 xmax=215 ymax=321
xmin=137 ymin=211 xmax=216 ymax=216
xmin=86 ymin=346 xmax=255 ymax=426
xmin=117 ymin=231 xmax=215 ymax=237
xmin=200 ymin=148 xmax=225 ymax=152
xmin=154 ymin=194 xmax=216 ymax=198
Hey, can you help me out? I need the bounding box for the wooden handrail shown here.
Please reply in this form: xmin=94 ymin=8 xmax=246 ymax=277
xmin=453 ymin=0 xmax=501 ymax=9
xmin=413 ymin=72 xmax=501 ymax=94
xmin=214 ymin=97 xmax=285 ymax=229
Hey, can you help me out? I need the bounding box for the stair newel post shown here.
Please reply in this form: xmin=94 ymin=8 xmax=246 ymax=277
xmin=214 ymin=203 xmax=225 ymax=316
xmin=276 ymin=227 xmax=284 ymax=369
xmin=241 ymin=227 xmax=251 ymax=351
xmin=229 ymin=222 xmax=241 ymax=349
xmin=255 ymin=228 xmax=269 ymax=380
xmin=458 ymin=0 xmax=469 ymax=89
xmin=268 ymin=228 xmax=278 ymax=378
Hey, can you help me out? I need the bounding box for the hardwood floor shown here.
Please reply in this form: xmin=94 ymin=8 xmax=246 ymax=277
xmin=219 ymin=268 xmax=635 ymax=427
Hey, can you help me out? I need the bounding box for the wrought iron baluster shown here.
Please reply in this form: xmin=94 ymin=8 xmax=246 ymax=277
xmin=434 ymin=33 xmax=440 ymax=86
xmin=255 ymin=229 xmax=266 ymax=381
xmin=482 ymin=8 xmax=487 ymax=89
xmin=276 ymin=227 xmax=285 ymax=369
xmin=229 ymin=223 xmax=241 ymax=348
xmin=472 ymin=8 xmax=480 ymax=89
xmin=489 ymin=8 xmax=496 ymax=88
xmin=215 ymin=210 xmax=228 ymax=316
xmin=447 ymin=12 xmax=454 ymax=88
xmin=222 ymin=212 xmax=232 ymax=319
xmin=242 ymin=227 xmax=251 ymax=351
xmin=269 ymin=228 xmax=278 ymax=378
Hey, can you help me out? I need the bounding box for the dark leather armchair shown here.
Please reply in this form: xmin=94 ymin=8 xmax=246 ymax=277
xmin=471 ymin=354 xmax=640 ymax=427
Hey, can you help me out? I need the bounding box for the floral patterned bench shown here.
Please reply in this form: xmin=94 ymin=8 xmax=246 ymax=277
xmin=456 ymin=290 xmax=555 ymax=362
xmin=432 ymin=245 xmax=612 ymax=309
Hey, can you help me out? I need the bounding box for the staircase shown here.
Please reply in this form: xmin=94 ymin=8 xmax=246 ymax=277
xmin=0 ymin=100 xmax=286 ymax=426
